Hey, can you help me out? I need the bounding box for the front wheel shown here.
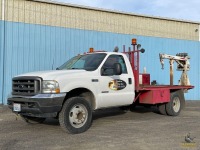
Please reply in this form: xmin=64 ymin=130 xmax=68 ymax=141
xmin=59 ymin=97 xmax=92 ymax=134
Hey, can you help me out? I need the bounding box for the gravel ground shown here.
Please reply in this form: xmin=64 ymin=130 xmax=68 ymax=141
xmin=0 ymin=101 xmax=200 ymax=150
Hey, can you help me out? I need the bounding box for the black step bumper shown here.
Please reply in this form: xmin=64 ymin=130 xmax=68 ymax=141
xmin=7 ymin=93 xmax=66 ymax=118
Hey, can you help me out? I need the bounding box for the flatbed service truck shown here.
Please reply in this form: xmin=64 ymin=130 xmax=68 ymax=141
xmin=7 ymin=39 xmax=194 ymax=134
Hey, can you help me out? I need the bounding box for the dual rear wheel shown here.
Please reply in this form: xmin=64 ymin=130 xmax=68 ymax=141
xmin=158 ymin=90 xmax=185 ymax=116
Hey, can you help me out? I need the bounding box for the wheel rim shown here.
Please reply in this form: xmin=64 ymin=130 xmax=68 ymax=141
xmin=173 ymin=97 xmax=181 ymax=113
xmin=69 ymin=104 xmax=88 ymax=128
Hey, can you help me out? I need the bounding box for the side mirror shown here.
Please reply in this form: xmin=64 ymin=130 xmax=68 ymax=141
xmin=140 ymin=48 xmax=145 ymax=53
xmin=113 ymin=63 xmax=122 ymax=75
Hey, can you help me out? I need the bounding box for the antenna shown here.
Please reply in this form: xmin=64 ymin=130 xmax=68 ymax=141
xmin=52 ymin=59 xmax=54 ymax=70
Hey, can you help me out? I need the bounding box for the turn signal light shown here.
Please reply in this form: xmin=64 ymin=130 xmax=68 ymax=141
xmin=89 ymin=48 xmax=94 ymax=53
xmin=55 ymin=88 xmax=60 ymax=93
xmin=132 ymin=38 xmax=137 ymax=45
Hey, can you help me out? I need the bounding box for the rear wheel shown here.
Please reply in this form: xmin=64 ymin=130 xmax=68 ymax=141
xmin=166 ymin=91 xmax=184 ymax=116
xmin=20 ymin=115 xmax=46 ymax=124
xmin=59 ymin=97 xmax=92 ymax=134
xmin=157 ymin=103 xmax=167 ymax=115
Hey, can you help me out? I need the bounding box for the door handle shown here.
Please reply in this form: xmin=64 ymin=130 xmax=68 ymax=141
xmin=128 ymin=78 xmax=132 ymax=84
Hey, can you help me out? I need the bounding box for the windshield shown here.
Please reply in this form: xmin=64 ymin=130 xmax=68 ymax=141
xmin=58 ymin=53 xmax=107 ymax=71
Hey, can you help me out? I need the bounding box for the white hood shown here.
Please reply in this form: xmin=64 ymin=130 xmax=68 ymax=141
xmin=17 ymin=70 xmax=92 ymax=80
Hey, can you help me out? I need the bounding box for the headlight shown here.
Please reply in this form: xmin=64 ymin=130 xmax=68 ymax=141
xmin=42 ymin=80 xmax=60 ymax=93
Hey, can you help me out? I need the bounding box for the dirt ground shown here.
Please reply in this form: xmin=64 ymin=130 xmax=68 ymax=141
xmin=0 ymin=101 xmax=200 ymax=150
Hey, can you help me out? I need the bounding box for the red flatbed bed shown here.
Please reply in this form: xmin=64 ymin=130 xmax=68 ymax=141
xmin=136 ymin=85 xmax=194 ymax=104
xmin=138 ymin=85 xmax=194 ymax=91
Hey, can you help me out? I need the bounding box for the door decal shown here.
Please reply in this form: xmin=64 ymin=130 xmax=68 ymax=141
xmin=108 ymin=79 xmax=127 ymax=90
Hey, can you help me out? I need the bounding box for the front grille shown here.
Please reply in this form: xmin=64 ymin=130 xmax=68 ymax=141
xmin=12 ymin=77 xmax=42 ymax=96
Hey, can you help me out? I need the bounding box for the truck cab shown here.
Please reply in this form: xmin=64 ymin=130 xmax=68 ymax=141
xmin=8 ymin=51 xmax=136 ymax=133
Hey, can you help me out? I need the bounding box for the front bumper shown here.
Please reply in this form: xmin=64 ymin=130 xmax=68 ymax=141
xmin=7 ymin=93 xmax=66 ymax=118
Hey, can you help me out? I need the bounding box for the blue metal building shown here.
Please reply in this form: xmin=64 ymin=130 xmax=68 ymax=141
xmin=0 ymin=0 xmax=200 ymax=104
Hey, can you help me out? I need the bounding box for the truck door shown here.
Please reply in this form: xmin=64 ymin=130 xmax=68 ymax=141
xmin=98 ymin=54 xmax=135 ymax=108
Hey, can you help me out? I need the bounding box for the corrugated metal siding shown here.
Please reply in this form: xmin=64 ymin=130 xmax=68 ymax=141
xmin=4 ymin=0 xmax=199 ymax=41
xmin=1 ymin=21 xmax=200 ymax=104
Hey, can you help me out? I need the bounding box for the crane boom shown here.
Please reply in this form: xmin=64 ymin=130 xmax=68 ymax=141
xmin=159 ymin=53 xmax=190 ymax=86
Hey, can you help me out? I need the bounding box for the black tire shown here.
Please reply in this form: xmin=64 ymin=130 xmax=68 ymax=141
xmin=157 ymin=103 xmax=167 ymax=115
xmin=20 ymin=115 xmax=46 ymax=124
xmin=166 ymin=90 xmax=185 ymax=116
xmin=59 ymin=97 xmax=92 ymax=134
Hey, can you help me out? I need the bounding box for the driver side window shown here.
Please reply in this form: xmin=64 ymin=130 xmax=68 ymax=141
xmin=102 ymin=55 xmax=127 ymax=76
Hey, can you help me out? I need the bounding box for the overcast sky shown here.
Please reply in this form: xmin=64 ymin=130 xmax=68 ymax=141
xmin=54 ymin=0 xmax=200 ymax=22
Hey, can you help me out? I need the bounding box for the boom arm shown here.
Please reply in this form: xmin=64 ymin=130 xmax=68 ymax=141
xmin=159 ymin=53 xmax=190 ymax=70
xmin=159 ymin=53 xmax=190 ymax=86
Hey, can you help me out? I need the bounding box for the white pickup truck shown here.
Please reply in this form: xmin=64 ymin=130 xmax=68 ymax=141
xmin=7 ymin=39 xmax=194 ymax=134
